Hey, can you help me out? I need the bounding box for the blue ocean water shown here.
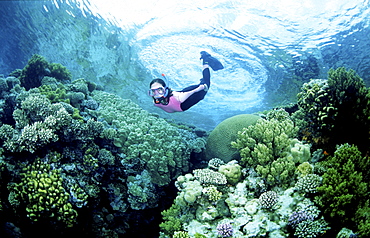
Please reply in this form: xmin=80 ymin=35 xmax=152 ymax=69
xmin=1 ymin=0 xmax=370 ymax=129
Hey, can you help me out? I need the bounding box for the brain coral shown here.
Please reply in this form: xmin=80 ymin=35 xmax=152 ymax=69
xmin=206 ymin=114 xmax=260 ymax=162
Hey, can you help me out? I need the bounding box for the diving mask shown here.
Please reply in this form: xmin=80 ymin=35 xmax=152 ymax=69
xmin=148 ymin=86 xmax=168 ymax=98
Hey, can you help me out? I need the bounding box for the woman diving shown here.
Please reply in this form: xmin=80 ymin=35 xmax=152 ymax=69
xmin=148 ymin=51 xmax=223 ymax=113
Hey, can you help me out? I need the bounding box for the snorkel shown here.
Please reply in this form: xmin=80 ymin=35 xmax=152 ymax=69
xmin=149 ymin=74 xmax=171 ymax=104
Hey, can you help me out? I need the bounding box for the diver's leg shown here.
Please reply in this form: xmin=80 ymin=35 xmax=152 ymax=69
xmin=180 ymin=67 xmax=210 ymax=111
xmin=200 ymin=66 xmax=210 ymax=88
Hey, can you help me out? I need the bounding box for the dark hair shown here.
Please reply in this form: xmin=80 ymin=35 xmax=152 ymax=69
xmin=150 ymin=78 xmax=166 ymax=87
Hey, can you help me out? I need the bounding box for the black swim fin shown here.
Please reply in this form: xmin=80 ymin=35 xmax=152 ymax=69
xmin=200 ymin=51 xmax=224 ymax=71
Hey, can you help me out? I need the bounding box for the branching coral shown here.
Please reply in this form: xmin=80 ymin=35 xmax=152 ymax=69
xmin=18 ymin=54 xmax=71 ymax=90
xmin=295 ymin=174 xmax=321 ymax=194
xmin=295 ymin=67 xmax=370 ymax=152
xmin=2 ymin=92 xmax=73 ymax=153
xmin=314 ymin=143 xmax=369 ymax=234
xmin=231 ymin=110 xmax=308 ymax=188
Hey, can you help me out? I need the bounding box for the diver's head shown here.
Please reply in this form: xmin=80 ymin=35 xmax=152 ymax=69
xmin=149 ymin=78 xmax=169 ymax=98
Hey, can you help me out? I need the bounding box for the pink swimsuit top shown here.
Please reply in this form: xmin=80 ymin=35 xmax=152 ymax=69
xmin=154 ymin=96 xmax=183 ymax=113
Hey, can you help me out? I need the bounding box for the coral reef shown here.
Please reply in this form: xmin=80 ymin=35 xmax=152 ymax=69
xmin=0 ymin=56 xmax=207 ymax=237
xmin=160 ymin=157 xmax=329 ymax=238
xmin=216 ymin=222 xmax=233 ymax=237
xmin=17 ymin=54 xmax=71 ymax=90
xmin=294 ymin=218 xmax=330 ymax=238
xmin=314 ymin=143 xmax=369 ymax=235
xmin=295 ymin=67 xmax=370 ymax=153
xmin=259 ymin=191 xmax=278 ymax=209
xmin=89 ymin=90 xmax=206 ymax=186
xmin=295 ymin=174 xmax=321 ymax=194
xmin=193 ymin=168 xmax=227 ymax=185
xmin=9 ymin=158 xmax=78 ymax=227
xmin=231 ymin=110 xmax=310 ymax=188
xmin=206 ymin=114 xmax=260 ymax=162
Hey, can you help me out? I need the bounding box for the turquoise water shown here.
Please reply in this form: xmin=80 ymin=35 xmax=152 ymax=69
xmin=1 ymin=0 xmax=370 ymax=129
xmin=0 ymin=1 xmax=370 ymax=237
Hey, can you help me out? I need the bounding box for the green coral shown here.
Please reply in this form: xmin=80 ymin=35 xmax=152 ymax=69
xmin=314 ymin=144 xmax=369 ymax=234
xmin=9 ymin=158 xmax=77 ymax=227
xmin=2 ymin=93 xmax=72 ymax=153
xmin=206 ymin=114 xmax=260 ymax=162
xmin=295 ymin=67 xmax=370 ymax=152
xmin=218 ymin=161 xmax=242 ymax=185
xmin=294 ymin=218 xmax=330 ymax=238
xmin=203 ymin=185 xmax=223 ymax=202
xmin=19 ymin=54 xmax=50 ymax=89
xmin=89 ymin=90 xmax=204 ymax=186
xmin=296 ymin=162 xmax=314 ymax=177
xmin=48 ymin=62 xmax=72 ymax=82
xmin=173 ymin=231 xmax=190 ymax=238
xmin=19 ymin=55 xmax=71 ymax=90
xmin=38 ymin=83 xmax=70 ymax=104
xmin=354 ymin=199 xmax=370 ymax=237
xmin=231 ymin=110 xmax=306 ymax=188
xmin=159 ymin=204 xmax=184 ymax=236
